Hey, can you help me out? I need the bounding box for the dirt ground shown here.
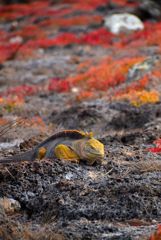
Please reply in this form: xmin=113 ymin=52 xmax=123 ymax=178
xmin=0 ymin=0 xmax=161 ymax=239
xmin=1 ymin=99 xmax=161 ymax=239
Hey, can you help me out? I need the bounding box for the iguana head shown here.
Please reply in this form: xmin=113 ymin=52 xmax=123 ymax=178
xmin=73 ymin=138 xmax=105 ymax=164
xmin=84 ymin=138 xmax=104 ymax=163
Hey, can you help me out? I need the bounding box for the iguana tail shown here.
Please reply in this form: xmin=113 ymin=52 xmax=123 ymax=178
xmin=0 ymin=149 xmax=36 ymax=165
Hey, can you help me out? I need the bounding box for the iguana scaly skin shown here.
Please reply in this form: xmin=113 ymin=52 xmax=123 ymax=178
xmin=0 ymin=130 xmax=104 ymax=165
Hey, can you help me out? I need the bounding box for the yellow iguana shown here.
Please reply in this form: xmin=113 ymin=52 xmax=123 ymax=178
xmin=0 ymin=130 xmax=104 ymax=165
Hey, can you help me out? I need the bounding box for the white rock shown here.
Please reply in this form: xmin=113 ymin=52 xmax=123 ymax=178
xmin=71 ymin=87 xmax=79 ymax=93
xmin=104 ymin=13 xmax=144 ymax=34
xmin=9 ymin=36 xmax=23 ymax=44
xmin=0 ymin=139 xmax=23 ymax=150
xmin=65 ymin=172 xmax=74 ymax=180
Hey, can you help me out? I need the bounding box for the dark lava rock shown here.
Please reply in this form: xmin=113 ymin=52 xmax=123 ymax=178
xmin=138 ymin=0 xmax=161 ymax=20
xmin=109 ymin=102 xmax=161 ymax=130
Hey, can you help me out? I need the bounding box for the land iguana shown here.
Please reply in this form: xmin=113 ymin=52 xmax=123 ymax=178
xmin=0 ymin=130 xmax=104 ymax=165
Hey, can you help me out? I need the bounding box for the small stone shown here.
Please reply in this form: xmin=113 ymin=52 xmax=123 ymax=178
xmin=9 ymin=36 xmax=23 ymax=44
xmin=71 ymin=87 xmax=79 ymax=93
xmin=27 ymin=191 xmax=35 ymax=198
xmin=0 ymin=197 xmax=21 ymax=214
xmin=104 ymin=13 xmax=144 ymax=34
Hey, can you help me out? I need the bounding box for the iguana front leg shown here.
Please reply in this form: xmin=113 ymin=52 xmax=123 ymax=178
xmin=37 ymin=147 xmax=47 ymax=160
